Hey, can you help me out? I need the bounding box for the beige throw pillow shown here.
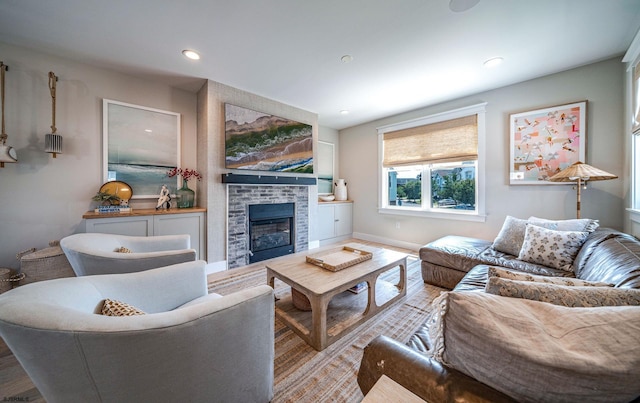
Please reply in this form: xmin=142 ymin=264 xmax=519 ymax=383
xmin=101 ymin=298 xmax=146 ymax=316
xmin=487 ymin=266 xmax=612 ymax=287
xmin=485 ymin=276 xmax=640 ymax=307
xmin=517 ymin=224 xmax=588 ymax=271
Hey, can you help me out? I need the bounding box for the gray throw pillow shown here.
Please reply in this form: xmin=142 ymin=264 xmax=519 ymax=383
xmin=517 ymin=224 xmax=588 ymax=272
xmin=485 ymin=276 xmax=640 ymax=307
xmin=492 ymin=216 xmax=528 ymax=256
xmin=528 ymin=216 xmax=599 ymax=232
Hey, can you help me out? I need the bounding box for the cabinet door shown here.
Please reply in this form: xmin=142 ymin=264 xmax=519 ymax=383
xmin=318 ymin=205 xmax=336 ymax=240
xmin=334 ymin=203 xmax=353 ymax=237
xmin=85 ymin=216 xmax=153 ymax=236
xmin=154 ymin=213 xmax=205 ymax=260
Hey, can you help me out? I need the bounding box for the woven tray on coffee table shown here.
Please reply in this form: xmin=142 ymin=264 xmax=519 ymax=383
xmin=305 ymin=246 xmax=373 ymax=272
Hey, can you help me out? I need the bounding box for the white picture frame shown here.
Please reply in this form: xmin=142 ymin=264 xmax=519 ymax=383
xmin=317 ymin=141 xmax=334 ymax=194
xmin=509 ymin=100 xmax=587 ymax=185
xmin=103 ymin=99 xmax=181 ymax=198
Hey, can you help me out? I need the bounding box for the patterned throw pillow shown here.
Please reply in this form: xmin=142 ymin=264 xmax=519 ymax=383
xmin=491 ymin=216 xmax=528 ymax=256
xmin=114 ymin=246 xmax=132 ymax=253
xmin=487 ymin=266 xmax=612 ymax=287
xmin=528 ymin=216 xmax=599 ymax=232
xmin=517 ymin=224 xmax=588 ymax=272
xmin=485 ymin=276 xmax=640 ymax=307
xmin=101 ymin=298 xmax=146 ymax=316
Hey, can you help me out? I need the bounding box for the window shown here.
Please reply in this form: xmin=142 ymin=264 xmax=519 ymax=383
xmin=378 ymin=103 xmax=486 ymax=221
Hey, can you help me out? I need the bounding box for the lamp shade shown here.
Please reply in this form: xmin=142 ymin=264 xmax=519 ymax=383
xmin=548 ymin=161 xmax=617 ymax=182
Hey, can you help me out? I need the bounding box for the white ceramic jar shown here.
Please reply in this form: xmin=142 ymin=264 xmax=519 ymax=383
xmin=334 ymin=179 xmax=348 ymax=201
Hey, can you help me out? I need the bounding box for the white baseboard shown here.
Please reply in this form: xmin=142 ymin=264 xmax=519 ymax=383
xmin=205 ymin=260 xmax=227 ymax=275
xmin=352 ymin=232 xmax=423 ymax=253
xmin=308 ymin=240 xmax=320 ymax=250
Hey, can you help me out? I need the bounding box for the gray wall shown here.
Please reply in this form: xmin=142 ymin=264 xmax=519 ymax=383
xmin=0 ymin=41 xmax=626 ymax=270
xmin=0 ymin=42 xmax=199 ymax=270
xmin=340 ymin=57 xmax=625 ymax=250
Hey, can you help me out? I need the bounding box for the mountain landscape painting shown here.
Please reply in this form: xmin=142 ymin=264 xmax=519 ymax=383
xmin=224 ymin=104 xmax=313 ymax=173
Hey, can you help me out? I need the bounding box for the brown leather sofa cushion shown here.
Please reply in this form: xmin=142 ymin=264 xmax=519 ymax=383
xmin=578 ymin=235 xmax=640 ymax=288
xmin=419 ymin=235 xmax=492 ymax=273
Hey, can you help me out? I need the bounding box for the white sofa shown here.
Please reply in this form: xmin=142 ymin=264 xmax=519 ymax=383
xmin=60 ymin=233 xmax=197 ymax=276
xmin=0 ymin=260 xmax=275 ymax=403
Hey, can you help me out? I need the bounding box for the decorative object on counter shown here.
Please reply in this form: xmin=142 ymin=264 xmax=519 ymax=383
xmin=548 ymin=161 xmax=617 ymax=218
xmin=92 ymin=191 xmax=122 ymax=206
xmin=319 ymin=195 xmax=335 ymax=202
xmin=45 ymin=71 xmax=63 ymax=158
xmin=167 ymin=167 xmax=202 ymax=208
xmin=156 ymin=184 xmax=171 ymax=210
xmin=94 ymin=205 xmax=131 ymax=213
xmin=334 ymin=178 xmax=348 ymax=201
xmin=93 ymin=181 xmax=133 ymax=213
xmin=0 ymin=61 xmax=17 ymax=168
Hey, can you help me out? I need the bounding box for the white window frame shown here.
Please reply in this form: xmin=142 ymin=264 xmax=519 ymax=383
xmin=377 ymin=103 xmax=487 ymax=222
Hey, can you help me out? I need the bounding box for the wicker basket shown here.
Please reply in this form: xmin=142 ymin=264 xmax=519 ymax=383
xmin=291 ymin=288 xmax=311 ymax=311
xmin=0 ymin=268 xmax=18 ymax=294
xmin=17 ymin=241 xmax=75 ymax=285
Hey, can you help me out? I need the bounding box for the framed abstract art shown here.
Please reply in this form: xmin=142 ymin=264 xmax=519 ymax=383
xmin=509 ymin=101 xmax=586 ymax=185
xmin=103 ymin=99 xmax=181 ymax=198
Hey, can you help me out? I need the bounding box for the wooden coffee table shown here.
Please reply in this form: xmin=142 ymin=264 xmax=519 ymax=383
xmin=266 ymin=243 xmax=408 ymax=351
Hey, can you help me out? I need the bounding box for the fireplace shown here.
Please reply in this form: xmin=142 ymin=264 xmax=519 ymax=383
xmin=248 ymin=203 xmax=295 ymax=263
xmin=227 ymin=185 xmax=309 ymax=269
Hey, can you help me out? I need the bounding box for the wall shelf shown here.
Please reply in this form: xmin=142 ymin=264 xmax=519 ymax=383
xmin=221 ymin=173 xmax=316 ymax=186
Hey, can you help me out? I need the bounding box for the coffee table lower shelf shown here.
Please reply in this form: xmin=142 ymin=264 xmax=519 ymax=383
xmin=267 ymin=246 xmax=408 ymax=351
xmin=275 ymin=278 xmax=403 ymax=341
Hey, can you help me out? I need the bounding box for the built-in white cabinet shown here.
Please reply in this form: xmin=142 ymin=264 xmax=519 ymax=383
xmin=83 ymin=208 xmax=207 ymax=260
xmin=318 ymin=201 xmax=353 ymax=244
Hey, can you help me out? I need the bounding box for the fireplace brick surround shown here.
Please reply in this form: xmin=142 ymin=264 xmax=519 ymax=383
xmin=227 ymin=185 xmax=309 ymax=269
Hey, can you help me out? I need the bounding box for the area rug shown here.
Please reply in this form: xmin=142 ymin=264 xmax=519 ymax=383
xmin=208 ymin=256 xmax=445 ymax=402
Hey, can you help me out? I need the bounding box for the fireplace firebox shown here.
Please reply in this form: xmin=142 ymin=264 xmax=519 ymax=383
xmin=248 ymin=203 xmax=295 ymax=263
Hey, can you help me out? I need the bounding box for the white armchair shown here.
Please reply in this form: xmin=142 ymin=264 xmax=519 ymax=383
xmin=60 ymin=233 xmax=197 ymax=276
xmin=0 ymin=260 xmax=275 ymax=403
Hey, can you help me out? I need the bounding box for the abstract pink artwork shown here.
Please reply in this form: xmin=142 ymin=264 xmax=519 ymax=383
xmin=509 ymin=101 xmax=586 ymax=184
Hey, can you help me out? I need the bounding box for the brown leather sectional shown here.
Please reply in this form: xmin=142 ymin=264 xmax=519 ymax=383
xmin=358 ymin=228 xmax=640 ymax=402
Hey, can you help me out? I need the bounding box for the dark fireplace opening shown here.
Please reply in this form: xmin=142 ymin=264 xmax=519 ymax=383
xmin=248 ymin=202 xmax=295 ymax=263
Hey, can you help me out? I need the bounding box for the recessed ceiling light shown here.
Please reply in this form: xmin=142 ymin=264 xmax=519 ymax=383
xmin=340 ymin=110 xmax=350 ymax=115
xmin=182 ymin=49 xmax=201 ymax=60
xmin=483 ymin=57 xmax=503 ymax=68
xmin=341 ymin=55 xmax=353 ymax=63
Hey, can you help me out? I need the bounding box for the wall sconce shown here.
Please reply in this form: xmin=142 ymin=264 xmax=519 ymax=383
xmin=548 ymin=161 xmax=617 ymax=218
xmin=0 ymin=61 xmax=18 ymax=168
xmin=45 ymin=71 xmax=63 ymax=158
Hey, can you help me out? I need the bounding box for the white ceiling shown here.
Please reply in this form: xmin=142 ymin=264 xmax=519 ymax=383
xmin=1 ymin=0 xmax=639 ymax=130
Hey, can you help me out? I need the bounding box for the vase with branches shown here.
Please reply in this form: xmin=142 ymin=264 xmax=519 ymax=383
xmin=167 ymin=167 xmax=202 ymax=208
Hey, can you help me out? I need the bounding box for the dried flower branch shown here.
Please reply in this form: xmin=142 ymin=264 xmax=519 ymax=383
xmin=167 ymin=167 xmax=202 ymax=181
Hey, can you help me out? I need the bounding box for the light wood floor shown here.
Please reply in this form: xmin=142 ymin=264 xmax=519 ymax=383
xmin=0 ymin=238 xmax=418 ymax=401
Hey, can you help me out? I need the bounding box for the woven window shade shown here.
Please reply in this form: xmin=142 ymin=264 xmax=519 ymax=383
xmin=383 ymin=115 xmax=478 ymax=167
